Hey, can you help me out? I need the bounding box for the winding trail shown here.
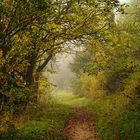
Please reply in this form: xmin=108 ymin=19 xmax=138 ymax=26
xmin=64 ymin=106 xmax=99 ymax=140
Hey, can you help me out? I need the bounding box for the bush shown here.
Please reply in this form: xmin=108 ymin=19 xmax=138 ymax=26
xmin=88 ymin=94 xmax=140 ymax=140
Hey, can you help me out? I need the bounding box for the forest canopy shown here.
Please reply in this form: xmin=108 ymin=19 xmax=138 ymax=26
xmin=0 ymin=0 xmax=123 ymax=114
xmin=70 ymin=0 xmax=140 ymax=102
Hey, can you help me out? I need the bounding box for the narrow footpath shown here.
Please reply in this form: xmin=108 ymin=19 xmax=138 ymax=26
xmin=64 ymin=106 xmax=99 ymax=140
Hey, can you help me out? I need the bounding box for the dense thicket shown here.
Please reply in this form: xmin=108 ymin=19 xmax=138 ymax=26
xmin=70 ymin=0 xmax=140 ymax=100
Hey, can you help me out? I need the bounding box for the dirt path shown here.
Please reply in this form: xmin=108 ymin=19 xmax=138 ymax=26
xmin=64 ymin=106 xmax=99 ymax=140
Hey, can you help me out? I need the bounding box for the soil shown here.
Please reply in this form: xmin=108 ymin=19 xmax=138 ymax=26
xmin=64 ymin=106 xmax=99 ymax=140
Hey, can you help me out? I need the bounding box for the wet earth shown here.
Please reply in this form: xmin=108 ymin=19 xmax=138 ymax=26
xmin=64 ymin=106 xmax=99 ymax=140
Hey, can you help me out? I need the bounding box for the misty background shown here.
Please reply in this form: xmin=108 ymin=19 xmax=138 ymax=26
xmin=43 ymin=0 xmax=129 ymax=91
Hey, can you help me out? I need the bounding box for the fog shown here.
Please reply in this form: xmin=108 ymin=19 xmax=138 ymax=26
xmin=43 ymin=0 xmax=130 ymax=91
xmin=43 ymin=53 xmax=75 ymax=91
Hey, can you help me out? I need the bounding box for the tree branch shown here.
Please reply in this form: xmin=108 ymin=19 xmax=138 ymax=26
xmin=36 ymin=54 xmax=53 ymax=73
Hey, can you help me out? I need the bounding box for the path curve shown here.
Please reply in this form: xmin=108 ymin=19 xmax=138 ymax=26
xmin=64 ymin=106 xmax=99 ymax=140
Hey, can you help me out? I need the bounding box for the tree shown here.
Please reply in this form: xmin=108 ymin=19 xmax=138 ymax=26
xmin=0 ymin=0 xmax=122 ymax=114
xmin=70 ymin=0 xmax=140 ymax=99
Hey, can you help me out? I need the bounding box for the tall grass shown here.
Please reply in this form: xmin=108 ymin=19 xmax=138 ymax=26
xmin=0 ymin=91 xmax=74 ymax=140
xmin=86 ymin=94 xmax=140 ymax=140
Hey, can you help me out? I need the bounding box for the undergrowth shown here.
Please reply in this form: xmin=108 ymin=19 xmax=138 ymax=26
xmin=0 ymin=91 xmax=139 ymax=140
xmin=53 ymin=91 xmax=140 ymax=140
xmin=0 ymin=91 xmax=74 ymax=140
xmin=86 ymin=95 xmax=140 ymax=140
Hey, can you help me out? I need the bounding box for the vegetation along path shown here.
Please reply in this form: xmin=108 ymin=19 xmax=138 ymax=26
xmin=64 ymin=106 xmax=99 ymax=140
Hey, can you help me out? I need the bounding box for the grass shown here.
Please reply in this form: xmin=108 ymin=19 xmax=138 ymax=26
xmin=53 ymin=91 xmax=140 ymax=140
xmin=50 ymin=90 xmax=90 ymax=106
xmin=0 ymin=91 xmax=74 ymax=140
xmin=0 ymin=91 xmax=139 ymax=140
xmin=83 ymin=95 xmax=140 ymax=140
